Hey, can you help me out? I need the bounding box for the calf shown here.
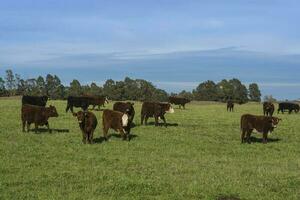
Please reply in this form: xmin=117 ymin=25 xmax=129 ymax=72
xmin=21 ymin=104 xmax=58 ymax=133
xmin=73 ymin=111 xmax=97 ymax=144
xmin=102 ymin=109 xmax=130 ymax=141
xmin=113 ymin=102 xmax=135 ymax=133
xmin=278 ymin=102 xmax=299 ymax=114
xmin=227 ymin=100 xmax=234 ymax=112
xmin=22 ymin=95 xmax=48 ymax=106
xmin=141 ymin=102 xmax=174 ymax=126
xmin=168 ymin=96 xmax=191 ymax=109
xmin=240 ymin=114 xmax=281 ymax=144
xmin=263 ymin=102 xmax=275 ymax=116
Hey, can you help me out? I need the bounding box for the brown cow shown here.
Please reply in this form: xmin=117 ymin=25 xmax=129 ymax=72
xmin=141 ymin=102 xmax=174 ymax=126
xmin=73 ymin=111 xmax=97 ymax=144
xmin=21 ymin=104 xmax=58 ymax=133
xmin=113 ymin=102 xmax=135 ymax=133
xmin=263 ymin=102 xmax=275 ymax=116
xmin=227 ymin=100 xmax=234 ymax=112
xmin=240 ymin=114 xmax=281 ymax=144
xmin=102 ymin=109 xmax=130 ymax=141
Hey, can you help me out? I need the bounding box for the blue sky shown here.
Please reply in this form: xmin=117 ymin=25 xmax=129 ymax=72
xmin=0 ymin=0 xmax=299 ymax=99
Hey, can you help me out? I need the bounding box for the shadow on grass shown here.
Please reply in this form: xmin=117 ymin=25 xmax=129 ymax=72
xmin=247 ymin=136 xmax=280 ymax=143
xmin=29 ymin=128 xmax=69 ymax=134
xmin=145 ymin=122 xmax=179 ymax=127
xmin=93 ymin=134 xmax=138 ymax=143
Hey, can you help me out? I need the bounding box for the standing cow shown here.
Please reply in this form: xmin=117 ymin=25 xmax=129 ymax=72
xmin=22 ymin=95 xmax=48 ymax=106
xmin=73 ymin=111 xmax=97 ymax=144
xmin=227 ymin=100 xmax=234 ymax=112
xmin=102 ymin=109 xmax=130 ymax=141
xmin=263 ymin=102 xmax=275 ymax=116
xmin=240 ymin=114 xmax=281 ymax=144
xmin=278 ymin=102 xmax=299 ymax=114
xmin=21 ymin=104 xmax=58 ymax=133
xmin=168 ymin=96 xmax=191 ymax=109
xmin=113 ymin=102 xmax=135 ymax=133
xmin=141 ymin=102 xmax=174 ymax=126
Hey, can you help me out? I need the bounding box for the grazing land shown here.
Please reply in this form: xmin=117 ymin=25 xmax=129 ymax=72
xmin=0 ymin=99 xmax=300 ymax=200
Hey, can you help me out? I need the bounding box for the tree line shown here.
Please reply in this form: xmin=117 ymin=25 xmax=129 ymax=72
xmin=0 ymin=69 xmax=261 ymax=103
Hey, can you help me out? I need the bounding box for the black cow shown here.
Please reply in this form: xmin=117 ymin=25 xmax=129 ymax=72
xmin=278 ymin=102 xmax=299 ymax=114
xmin=168 ymin=96 xmax=191 ymax=109
xmin=22 ymin=95 xmax=48 ymax=106
xmin=227 ymin=100 xmax=234 ymax=112
xmin=141 ymin=102 xmax=174 ymax=126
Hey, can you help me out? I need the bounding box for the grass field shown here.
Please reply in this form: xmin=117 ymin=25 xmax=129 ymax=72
xmin=0 ymin=99 xmax=300 ymax=200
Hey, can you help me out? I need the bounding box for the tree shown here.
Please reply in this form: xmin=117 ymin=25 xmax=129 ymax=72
xmin=5 ymin=69 xmax=15 ymax=95
xmin=0 ymin=77 xmax=7 ymax=96
xmin=69 ymin=79 xmax=82 ymax=96
xmin=36 ymin=76 xmax=46 ymax=95
xmin=228 ymin=78 xmax=248 ymax=104
xmin=248 ymin=83 xmax=261 ymax=102
xmin=193 ymin=80 xmax=218 ymax=101
xmin=178 ymin=90 xmax=194 ymax=100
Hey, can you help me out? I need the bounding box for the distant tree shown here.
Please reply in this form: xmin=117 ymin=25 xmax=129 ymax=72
xmin=36 ymin=76 xmax=46 ymax=95
xmin=5 ymin=69 xmax=16 ymax=95
xmin=89 ymin=82 xmax=103 ymax=96
xmin=69 ymin=79 xmax=82 ymax=96
xmin=193 ymin=80 xmax=218 ymax=101
xmin=248 ymin=83 xmax=261 ymax=102
xmin=0 ymin=77 xmax=6 ymax=96
xmin=228 ymin=78 xmax=248 ymax=104
xmin=263 ymin=95 xmax=277 ymax=103
xmin=178 ymin=90 xmax=194 ymax=100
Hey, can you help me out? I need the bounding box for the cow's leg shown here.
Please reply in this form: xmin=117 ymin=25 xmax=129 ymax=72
xmin=22 ymin=121 xmax=26 ymax=132
xmin=45 ymin=121 xmax=51 ymax=133
xmin=246 ymin=130 xmax=252 ymax=144
xmin=103 ymin=126 xmax=109 ymax=141
xmin=70 ymin=106 xmax=74 ymax=113
xmin=34 ymin=123 xmax=38 ymax=133
xmin=119 ymin=129 xmax=126 ymax=140
xmin=81 ymin=131 xmax=86 ymax=144
xmin=26 ymin=123 xmax=30 ymax=132
xmin=241 ymin=129 xmax=246 ymax=143
xmin=183 ymin=104 xmax=186 ymax=109
xmin=145 ymin=116 xmax=149 ymax=125
xmin=154 ymin=116 xmax=159 ymax=126
xmin=161 ymin=115 xmax=167 ymax=127
xmin=141 ymin=114 xmax=145 ymax=125
xmin=262 ymin=132 xmax=268 ymax=144
xmin=89 ymin=130 xmax=94 ymax=144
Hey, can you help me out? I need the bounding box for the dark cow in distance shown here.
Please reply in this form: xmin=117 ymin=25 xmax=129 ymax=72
xmin=278 ymin=102 xmax=299 ymax=114
xmin=73 ymin=111 xmax=97 ymax=144
xmin=22 ymin=95 xmax=48 ymax=106
xmin=102 ymin=109 xmax=131 ymax=141
xmin=263 ymin=102 xmax=275 ymax=116
xmin=168 ymin=96 xmax=191 ymax=109
xmin=141 ymin=102 xmax=174 ymax=126
xmin=66 ymin=96 xmax=108 ymax=113
xmin=240 ymin=114 xmax=281 ymax=144
xmin=21 ymin=104 xmax=58 ymax=133
xmin=227 ymin=100 xmax=234 ymax=112
xmin=113 ymin=102 xmax=135 ymax=133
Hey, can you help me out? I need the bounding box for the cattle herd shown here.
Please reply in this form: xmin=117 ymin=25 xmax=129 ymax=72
xmin=20 ymin=95 xmax=299 ymax=144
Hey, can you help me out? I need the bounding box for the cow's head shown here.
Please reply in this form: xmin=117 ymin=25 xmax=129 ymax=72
xmin=73 ymin=111 xmax=88 ymax=124
xmin=165 ymin=103 xmax=175 ymax=114
xmin=271 ymin=117 xmax=281 ymax=128
xmin=48 ymin=105 xmax=58 ymax=117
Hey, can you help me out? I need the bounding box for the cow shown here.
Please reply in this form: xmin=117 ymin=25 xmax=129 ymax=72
xmin=227 ymin=100 xmax=234 ymax=112
xmin=263 ymin=102 xmax=275 ymax=116
xmin=113 ymin=102 xmax=135 ymax=133
xmin=73 ymin=111 xmax=97 ymax=144
xmin=66 ymin=96 xmax=108 ymax=113
xmin=88 ymin=96 xmax=109 ymax=110
xmin=278 ymin=102 xmax=299 ymax=114
xmin=168 ymin=96 xmax=191 ymax=109
xmin=21 ymin=104 xmax=58 ymax=133
xmin=141 ymin=102 xmax=174 ymax=126
xmin=240 ymin=114 xmax=281 ymax=144
xmin=22 ymin=95 xmax=48 ymax=106
xmin=102 ymin=109 xmax=130 ymax=141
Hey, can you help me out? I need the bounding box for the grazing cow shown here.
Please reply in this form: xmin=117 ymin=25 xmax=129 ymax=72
xmin=278 ymin=102 xmax=299 ymax=114
xmin=263 ymin=102 xmax=275 ymax=116
xmin=227 ymin=100 xmax=234 ymax=112
xmin=73 ymin=111 xmax=97 ymax=144
xmin=88 ymin=96 xmax=109 ymax=110
xmin=141 ymin=102 xmax=174 ymax=126
xmin=102 ymin=109 xmax=130 ymax=141
xmin=168 ymin=96 xmax=191 ymax=109
xmin=22 ymin=95 xmax=48 ymax=106
xmin=113 ymin=102 xmax=135 ymax=133
xmin=21 ymin=104 xmax=58 ymax=133
xmin=240 ymin=114 xmax=281 ymax=144
xmin=66 ymin=96 xmax=108 ymax=113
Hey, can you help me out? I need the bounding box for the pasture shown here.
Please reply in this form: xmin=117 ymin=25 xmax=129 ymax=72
xmin=0 ymin=98 xmax=300 ymax=200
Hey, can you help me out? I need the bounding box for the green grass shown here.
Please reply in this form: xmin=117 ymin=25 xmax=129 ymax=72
xmin=0 ymin=99 xmax=300 ymax=200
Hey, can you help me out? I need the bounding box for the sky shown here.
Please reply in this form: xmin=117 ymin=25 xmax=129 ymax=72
xmin=0 ymin=0 xmax=300 ymax=100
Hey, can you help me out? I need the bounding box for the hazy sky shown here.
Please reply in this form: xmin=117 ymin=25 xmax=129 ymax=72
xmin=0 ymin=0 xmax=299 ymax=99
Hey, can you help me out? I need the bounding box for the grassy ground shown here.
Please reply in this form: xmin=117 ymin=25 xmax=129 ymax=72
xmin=0 ymin=99 xmax=299 ymax=200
